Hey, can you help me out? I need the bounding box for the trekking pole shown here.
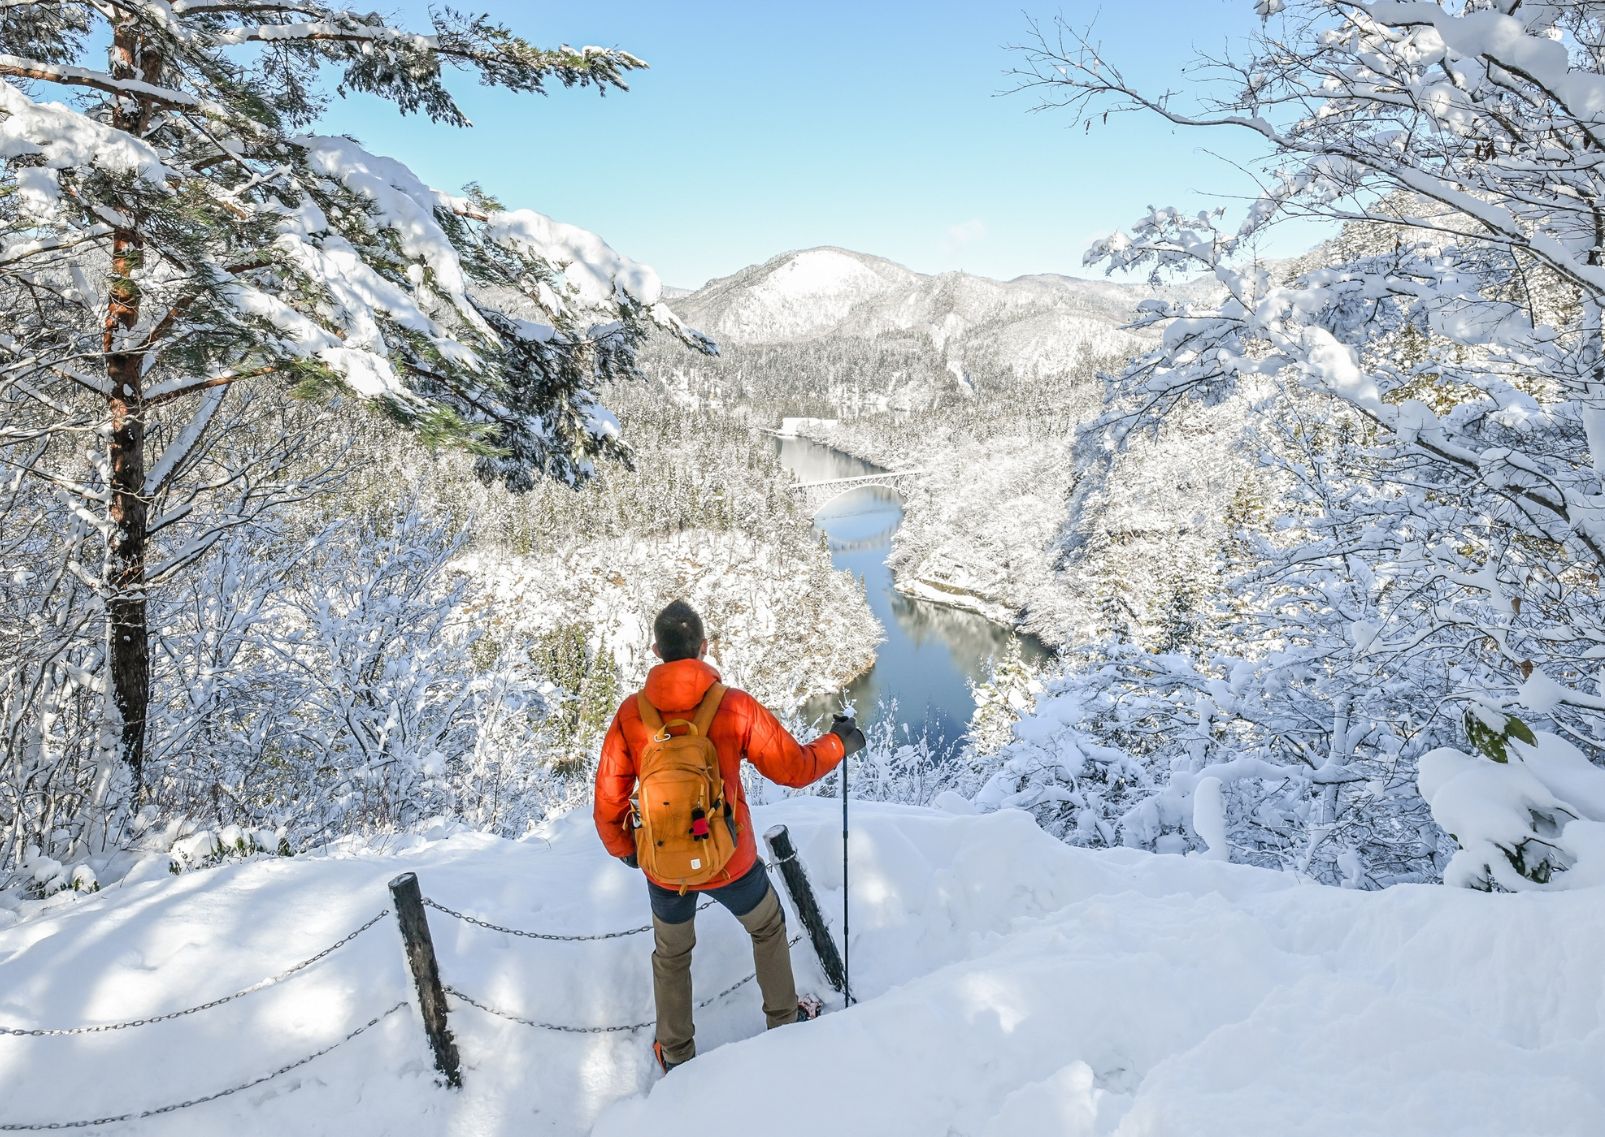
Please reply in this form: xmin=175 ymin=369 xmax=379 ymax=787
xmin=833 ymin=713 xmax=854 ymax=1007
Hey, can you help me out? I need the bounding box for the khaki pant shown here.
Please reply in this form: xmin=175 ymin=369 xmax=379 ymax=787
xmin=652 ymin=885 xmax=796 ymax=1065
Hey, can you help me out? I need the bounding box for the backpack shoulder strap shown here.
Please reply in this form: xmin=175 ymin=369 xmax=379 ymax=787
xmin=692 ymin=683 xmax=727 ymax=738
xmin=636 ymin=693 xmax=666 ymax=736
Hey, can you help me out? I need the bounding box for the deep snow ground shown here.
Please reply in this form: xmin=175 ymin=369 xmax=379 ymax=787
xmin=1 ymin=799 xmax=1600 ymax=1136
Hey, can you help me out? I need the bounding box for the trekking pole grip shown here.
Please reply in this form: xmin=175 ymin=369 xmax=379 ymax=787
xmin=764 ymin=825 xmax=847 ymax=995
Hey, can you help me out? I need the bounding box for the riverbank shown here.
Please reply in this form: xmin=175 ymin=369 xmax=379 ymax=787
xmin=792 ymin=421 xmax=1080 ymax=647
xmin=894 ymin=574 xmax=1021 ymax=626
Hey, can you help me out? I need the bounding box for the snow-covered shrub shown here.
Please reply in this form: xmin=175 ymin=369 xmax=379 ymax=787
xmin=971 ymin=637 xmax=1450 ymax=887
xmin=135 ymin=496 xmax=560 ymax=852
xmin=0 ymin=483 xmax=125 ymax=893
xmin=970 ymin=652 xmax=1168 ymax=852
xmin=1419 ymin=709 xmax=1605 ymax=891
xmin=168 ymin=825 xmax=291 ymax=875
xmin=275 ymin=510 xmax=481 ymax=830
xmin=20 ymin=851 xmax=100 ymax=899
xmin=850 ymin=710 xmax=960 ymax=807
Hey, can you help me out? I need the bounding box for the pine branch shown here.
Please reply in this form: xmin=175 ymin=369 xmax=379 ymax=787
xmin=0 ymin=53 xmax=233 ymax=117
xmin=144 ymin=364 xmax=281 ymax=407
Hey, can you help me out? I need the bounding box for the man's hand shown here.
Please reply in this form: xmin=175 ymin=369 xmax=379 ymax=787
xmin=618 ymin=853 xmax=639 ymax=869
xmin=830 ymin=714 xmax=866 ymax=757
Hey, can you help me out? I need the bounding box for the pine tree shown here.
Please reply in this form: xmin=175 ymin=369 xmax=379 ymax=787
xmin=0 ymin=2 xmax=711 ymax=795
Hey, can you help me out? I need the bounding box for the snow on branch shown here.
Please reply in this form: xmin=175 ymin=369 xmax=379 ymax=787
xmin=0 ymin=53 xmax=236 ymax=117
xmin=294 ymin=133 xmax=684 ymax=340
xmin=0 ymin=82 xmax=171 ymax=206
xmin=998 ymin=0 xmax=1605 ymax=887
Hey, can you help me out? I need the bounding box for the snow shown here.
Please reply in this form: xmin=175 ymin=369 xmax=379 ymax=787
xmin=1521 ymin=734 xmax=1605 ymax=822
xmin=298 ymin=136 xmax=487 ymax=331
xmin=0 ymin=83 xmax=170 ymax=209
xmin=295 ymin=134 xmax=662 ymax=321
xmin=315 ymin=346 xmax=408 ymax=399
xmin=1418 ymin=731 xmax=1605 ymax=891
xmin=2 ymin=801 xmax=1600 ymax=1135
xmin=1518 ymin=669 xmax=1571 ymax=715
xmin=1581 ymin=405 xmax=1605 ymax=479
xmin=1191 ymin=774 xmax=1228 ymax=859
xmin=274 ymin=231 xmax=447 ymax=349
xmin=143 ymin=388 xmax=227 ymax=495
xmin=1299 ymin=326 xmax=1381 ymax=411
xmin=766 ymin=247 xmax=896 ymax=298
xmin=212 ymin=21 xmax=437 ymax=50
xmin=483 ymin=209 xmax=662 ymax=309
xmin=1369 ymin=5 xmax=1605 ymax=122
xmin=207 ymin=254 xmax=423 ymax=403
xmin=678 ymin=246 xmax=1150 ymax=366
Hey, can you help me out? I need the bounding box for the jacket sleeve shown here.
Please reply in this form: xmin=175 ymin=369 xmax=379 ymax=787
xmin=741 ymin=695 xmax=846 ymax=789
xmin=593 ymin=704 xmax=638 ymax=858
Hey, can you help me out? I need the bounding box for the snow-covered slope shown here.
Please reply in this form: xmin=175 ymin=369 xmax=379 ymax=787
xmin=677 ymin=246 xmax=1153 ymax=373
xmin=2 ymin=802 xmax=1599 ymax=1135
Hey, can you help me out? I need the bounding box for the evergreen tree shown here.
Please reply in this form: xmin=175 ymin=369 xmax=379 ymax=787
xmin=0 ymin=2 xmax=711 ymax=796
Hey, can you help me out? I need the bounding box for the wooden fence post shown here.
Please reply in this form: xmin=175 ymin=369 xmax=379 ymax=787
xmin=389 ymin=872 xmax=463 ymax=1088
xmin=764 ymin=824 xmax=847 ymax=994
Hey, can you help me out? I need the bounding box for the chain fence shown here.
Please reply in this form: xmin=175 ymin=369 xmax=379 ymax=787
xmin=422 ymin=896 xmax=714 ymax=942
xmin=0 ymin=909 xmax=392 ymax=1038
xmin=2 ymin=871 xmax=823 ymax=1130
xmin=0 ymin=1002 xmax=408 ymax=1133
xmin=440 ymin=933 xmax=804 ymax=1035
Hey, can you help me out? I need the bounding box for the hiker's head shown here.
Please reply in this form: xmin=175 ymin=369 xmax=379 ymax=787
xmin=652 ymin=600 xmax=707 ymax=662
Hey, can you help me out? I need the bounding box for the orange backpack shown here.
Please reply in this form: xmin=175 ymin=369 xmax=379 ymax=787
xmin=632 ymin=683 xmax=737 ymax=888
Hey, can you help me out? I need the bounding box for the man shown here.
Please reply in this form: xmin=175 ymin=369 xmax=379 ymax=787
xmin=594 ymin=599 xmax=866 ymax=1073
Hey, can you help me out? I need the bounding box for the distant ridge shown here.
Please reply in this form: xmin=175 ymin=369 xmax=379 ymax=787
xmin=671 ymin=246 xmax=1158 ymax=375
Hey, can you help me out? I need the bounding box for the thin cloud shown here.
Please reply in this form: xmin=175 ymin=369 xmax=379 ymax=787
xmin=944 ymin=218 xmax=988 ymax=250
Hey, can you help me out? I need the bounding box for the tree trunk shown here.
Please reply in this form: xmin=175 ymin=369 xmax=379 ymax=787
xmin=1319 ymin=693 xmax=1351 ymax=829
xmin=105 ymin=327 xmax=148 ymax=793
xmin=103 ymin=23 xmax=155 ymax=794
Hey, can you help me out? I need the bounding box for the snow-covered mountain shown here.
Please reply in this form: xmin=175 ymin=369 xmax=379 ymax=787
xmin=676 ymin=247 xmax=1157 ymax=376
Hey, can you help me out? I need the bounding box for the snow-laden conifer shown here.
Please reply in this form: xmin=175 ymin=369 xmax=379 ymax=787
xmin=0 ymin=2 xmax=709 ymax=860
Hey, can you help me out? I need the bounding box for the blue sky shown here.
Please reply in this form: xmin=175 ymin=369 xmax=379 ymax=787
xmin=324 ymin=1 xmax=1331 ymax=288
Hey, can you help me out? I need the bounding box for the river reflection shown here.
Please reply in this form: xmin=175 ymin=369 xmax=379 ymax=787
xmin=775 ymin=436 xmax=1052 ymax=750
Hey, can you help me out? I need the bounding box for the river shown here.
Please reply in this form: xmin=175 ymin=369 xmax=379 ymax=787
xmin=774 ymin=435 xmax=1052 ymax=752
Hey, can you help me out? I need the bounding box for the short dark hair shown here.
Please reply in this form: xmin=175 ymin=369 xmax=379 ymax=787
xmin=653 ymin=600 xmax=705 ymax=662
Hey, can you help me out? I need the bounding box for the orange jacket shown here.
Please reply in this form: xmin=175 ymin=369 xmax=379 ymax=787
xmin=594 ymin=658 xmax=846 ymax=890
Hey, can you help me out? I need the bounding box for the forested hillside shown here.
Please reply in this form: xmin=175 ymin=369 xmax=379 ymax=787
xmin=640 ymin=0 xmax=1605 ymax=896
xmin=652 ymin=246 xmax=1153 ymax=416
xmin=644 ymin=247 xmax=1187 ymax=641
xmin=0 ymin=2 xmax=873 ymax=900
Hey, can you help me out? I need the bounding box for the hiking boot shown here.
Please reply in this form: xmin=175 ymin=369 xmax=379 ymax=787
xmin=796 ymin=994 xmax=824 ymax=1023
xmin=652 ymin=1040 xmax=684 ymax=1074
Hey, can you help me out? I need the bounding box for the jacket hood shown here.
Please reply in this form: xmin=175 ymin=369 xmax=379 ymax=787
xmin=642 ymin=658 xmax=721 ymax=713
